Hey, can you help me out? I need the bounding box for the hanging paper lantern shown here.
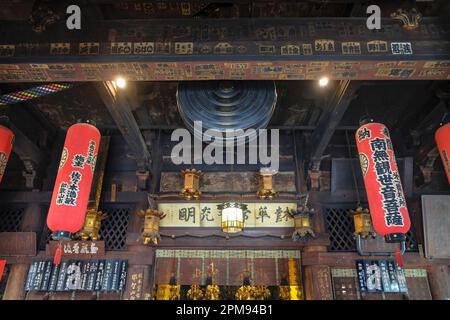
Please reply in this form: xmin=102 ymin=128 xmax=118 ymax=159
xmin=0 ymin=125 xmax=14 ymax=184
xmin=47 ymin=123 xmax=101 ymax=241
xmin=355 ymin=122 xmax=411 ymax=241
xmin=435 ymin=123 xmax=450 ymax=184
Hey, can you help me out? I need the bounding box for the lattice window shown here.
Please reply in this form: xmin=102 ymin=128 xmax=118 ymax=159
xmin=324 ymin=205 xmax=418 ymax=252
xmin=99 ymin=204 xmax=132 ymax=251
xmin=0 ymin=205 xmax=25 ymax=232
xmin=323 ymin=207 xmax=356 ymax=252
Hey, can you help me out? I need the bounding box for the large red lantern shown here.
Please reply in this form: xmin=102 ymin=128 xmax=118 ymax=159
xmin=355 ymin=122 xmax=411 ymax=242
xmin=47 ymin=123 xmax=101 ymax=240
xmin=435 ymin=123 xmax=450 ymax=184
xmin=0 ymin=125 xmax=14 ymax=184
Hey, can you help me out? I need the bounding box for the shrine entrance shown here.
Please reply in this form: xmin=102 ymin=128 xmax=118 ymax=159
xmin=152 ymin=249 xmax=303 ymax=300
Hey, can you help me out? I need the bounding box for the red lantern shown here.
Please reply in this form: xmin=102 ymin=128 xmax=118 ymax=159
xmin=435 ymin=123 xmax=450 ymax=184
xmin=47 ymin=123 xmax=101 ymax=240
xmin=0 ymin=125 xmax=14 ymax=184
xmin=355 ymin=122 xmax=411 ymax=241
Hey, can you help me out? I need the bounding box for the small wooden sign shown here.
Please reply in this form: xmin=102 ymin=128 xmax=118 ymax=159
xmin=47 ymin=241 xmax=105 ymax=257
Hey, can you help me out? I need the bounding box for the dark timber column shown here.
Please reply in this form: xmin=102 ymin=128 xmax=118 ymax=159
xmin=303 ymin=264 xmax=333 ymax=300
xmin=3 ymin=264 xmax=28 ymax=300
xmin=428 ymin=265 xmax=450 ymax=300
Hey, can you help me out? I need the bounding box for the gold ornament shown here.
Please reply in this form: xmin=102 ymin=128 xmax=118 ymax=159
xmin=77 ymin=209 xmax=107 ymax=241
xmin=138 ymin=209 xmax=166 ymax=245
xmin=350 ymin=207 xmax=376 ymax=239
xmin=180 ymin=169 xmax=202 ymax=200
xmin=257 ymin=168 xmax=277 ymax=199
xmin=391 ymin=8 xmax=422 ymax=31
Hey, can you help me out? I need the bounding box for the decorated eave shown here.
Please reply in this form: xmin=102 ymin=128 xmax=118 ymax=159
xmin=0 ymin=17 xmax=449 ymax=82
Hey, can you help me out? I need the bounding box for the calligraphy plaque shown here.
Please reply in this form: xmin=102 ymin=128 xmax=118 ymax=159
xmin=48 ymin=241 xmax=105 ymax=257
xmin=157 ymin=202 xmax=296 ymax=228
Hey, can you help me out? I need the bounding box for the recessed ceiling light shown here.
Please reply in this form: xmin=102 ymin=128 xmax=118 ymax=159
xmin=115 ymin=77 xmax=127 ymax=89
xmin=318 ymin=76 xmax=329 ymax=87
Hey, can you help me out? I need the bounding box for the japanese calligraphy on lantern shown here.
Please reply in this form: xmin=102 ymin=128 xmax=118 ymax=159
xmin=157 ymin=202 xmax=296 ymax=227
xmin=355 ymin=123 xmax=411 ymax=236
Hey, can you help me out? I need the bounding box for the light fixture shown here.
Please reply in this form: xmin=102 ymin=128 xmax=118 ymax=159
xmin=257 ymin=168 xmax=277 ymax=199
xmin=318 ymin=76 xmax=329 ymax=87
xmin=218 ymin=202 xmax=245 ymax=233
xmin=180 ymin=169 xmax=202 ymax=200
xmin=349 ymin=207 xmax=376 ymax=239
xmin=114 ymin=76 xmax=127 ymax=89
xmin=138 ymin=208 xmax=166 ymax=245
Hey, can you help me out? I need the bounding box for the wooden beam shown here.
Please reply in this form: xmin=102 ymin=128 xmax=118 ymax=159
xmin=96 ymin=82 xmax=151 ymax=190
xmin=0 ymin=17 xmax=449 ymax=81
xmin=309 ymin=80 xmax=360 ymax=170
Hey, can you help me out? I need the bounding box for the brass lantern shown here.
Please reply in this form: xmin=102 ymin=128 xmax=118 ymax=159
xmin=257 ymin=168 xmax=277 ymax=199
xmin=289 ymin=204 xmax=315 ymax=241
xmin=180 ymin=169 xmax=202 ymax=200
xmin=350 ymin=207 xmax=376 ymax=239
xmin=218 ymin=202 xmax=245 ymax=233
xmin=77 ymin=209 xmax=107 ymax=241
xmin=138 ymin=208 xmax=166 ymax=245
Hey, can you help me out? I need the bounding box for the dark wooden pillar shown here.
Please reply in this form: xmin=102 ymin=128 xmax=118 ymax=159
xmin=428 ymin=265 xmax=450 ymax=300
xmin=303 ymin=264 xmax=333 ymax=300
xmin=3 ymin=264 xmax=28 ymax=300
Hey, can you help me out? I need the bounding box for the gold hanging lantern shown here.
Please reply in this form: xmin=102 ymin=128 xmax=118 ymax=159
xmin=138 ymin=209 xmax=166 ymax=245
xmin=289 ymin=198 xmax=315 ymax=241
xmin=77 ymin=209 xmax=107 ymax=241
xmin=350 ymin=207 xmax=376 ymax=239
xmin=180 ymin=169 xmax=202 ymax=200
xmin=218 ymin=202 xmax=245 ymax=233
xmin=257 ymin=168 xmax=277 ymax=199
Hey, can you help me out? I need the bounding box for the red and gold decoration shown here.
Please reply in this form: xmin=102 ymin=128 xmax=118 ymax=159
xmin=350 ymin=207 xmax=376 ymax=239
xmin=355 ymin=122 xmax=411 ymax=242
xmin=435 ymin=122 xmax=450 ymax=184
xmin=0 ymin=125 xmax=14 ymax=184
xmin=391 ymin=8 xmax=422 ymax=31
xmin=47 ymin=123 xmax=101 ymax=263
xmin=180 ymin=169 xmax=202 ymax=200
xmin=257 ymin=168 xmax=277 ymax=199
xmin=138 ymin=208 xmax=166 ymax=245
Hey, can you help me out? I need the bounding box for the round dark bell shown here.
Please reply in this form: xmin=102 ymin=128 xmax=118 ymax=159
xmin=177 ymin=80 xmax=277 ymax=143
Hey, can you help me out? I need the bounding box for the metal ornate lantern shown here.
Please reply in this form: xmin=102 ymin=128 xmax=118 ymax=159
xmin=138 ymin=208 xmax=166 ymax=245
xmin=180 ymin=169 xmax=202 ymax=200
xmin=289 ymin=198 xmax=315 ymax=241
xmin=349 ymin=207 xmax=376 ymax=239
xmin=257 ymin=168 xmax=277 ymax=199
xmin=218 ymin=202 xmax=245 ymax=233
xmin=77 ymin=209 xmax=107 ymax=241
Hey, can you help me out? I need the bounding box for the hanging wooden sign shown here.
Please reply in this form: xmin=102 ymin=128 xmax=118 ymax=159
xmin=47 ymin=241 xmax=105 ymax=257
xmin=25 ymin=259 xmax=128 ymax=292
xmin=356 ymin=260 xmax=407 ymax=293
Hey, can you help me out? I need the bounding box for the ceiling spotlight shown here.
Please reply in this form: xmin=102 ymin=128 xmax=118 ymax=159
xmin=115 ymin=77 xmax=127 ymax=89
xmin=318 ymin=77 xmax=329 ymax=87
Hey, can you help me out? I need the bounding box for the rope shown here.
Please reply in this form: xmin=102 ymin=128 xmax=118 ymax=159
xmin=0 ymin=83 xmax=73 ymax=106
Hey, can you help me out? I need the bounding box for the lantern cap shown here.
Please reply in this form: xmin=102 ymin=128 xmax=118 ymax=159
xmin=52 ymin=230 xmax=71 ymax=241
xmin=385 ymin=233 xmax=405 ymax=243
xmin=76 ymin=118 xmax=97 ymax=127
xmin=359 ymin=116 xmax=374 ymax=126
